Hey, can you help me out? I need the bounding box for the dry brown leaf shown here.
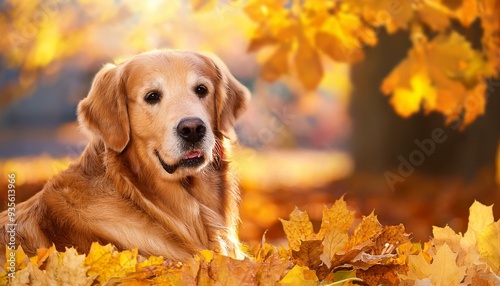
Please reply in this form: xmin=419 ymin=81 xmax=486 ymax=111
xmin=292 ymin=240 xmax=323 ymax=270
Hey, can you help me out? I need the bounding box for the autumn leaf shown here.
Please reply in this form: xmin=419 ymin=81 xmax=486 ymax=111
xmin=479 ymin=0 xmax=500 ymax=75
xmin=315 ymin=31 xmax=353 ymax=63
xmin=405 ymin=251 xmax=432 ymax=281
xmin=3 ymin=199 xmax=500 ymax=285
xmin=477 ymin=220 xmax=500 ymax=274
xmin=429 ymin=243 xmax=467 ymax=285
xmin=432 ymin=225 xmax=461 ymax=253
xmin=279 ymin=265 xmax=318 ymax=286
xmin=467 ymin=200 xmax=494 ymax=234
xmin=357 ymin=264 xmax=402 ymax=286
xmin=45 ymin=247 xmax=94 ymax=286
xmin=10 ymin=262 xmax=48 ymax=286
xmin=10 ymin=247 xmax=95 ymax=286
xmin=3 ymin=245 xmax=30 ymax=271
xmin=382 ymin=32 xmax=491 ymax=128
xmin=260 ymin=44 xmax=291 ymax=82
xmin=374 ymin=224 xmax=411 ymax=255
xmin=317 ymin=196 xmax=355 ymax=239
xmin=292 ymin=240 xmax=323 ymax=270
xmin=462 ymin=200 xmax=494 ymax=252
xmin=295 ymin=36 xmax=323 ymax=89
xmin=85 ymin=242 xmax=138 ymax=284
xmin=280 ymin=207 xmax=315 ymax=251
xmin=320 ymin=228 xmax=348 ymax=268
xmin=330 ymin=269 xmax=362 ymax=284
xmin=347 ymin=211 xmax=382 ymax=250
xmin=30 ymin=245 xmax=56 ymax=267
xmin=417 ymin=1 xmax=451 ymax=31
xmin=209 ymin=254 xmax=258 ymax=285
xmin=255 ymin=252 xmax=293 ymax=285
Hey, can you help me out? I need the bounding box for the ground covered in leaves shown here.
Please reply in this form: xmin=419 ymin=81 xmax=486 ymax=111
xmin=1 ymin=197 xmax=499 ymax=285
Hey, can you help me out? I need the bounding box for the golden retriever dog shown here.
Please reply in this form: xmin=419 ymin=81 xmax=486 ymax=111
xmin=0 ymin=50 xmax=250 ymax=263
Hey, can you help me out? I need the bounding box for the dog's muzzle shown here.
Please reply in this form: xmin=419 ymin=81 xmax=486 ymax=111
xmin=155 ymin=150 xmax=205 ymax=174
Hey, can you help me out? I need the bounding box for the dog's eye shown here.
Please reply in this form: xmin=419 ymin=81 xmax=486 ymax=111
xmin=194 ymin=84 xmax=208 ymax=98
xmin=144 ymin=91 xmax=161 ymax=104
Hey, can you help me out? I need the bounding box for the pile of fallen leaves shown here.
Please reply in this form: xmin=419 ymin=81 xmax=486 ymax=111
xmin=2 ymin=197 xmax=499 ymax=285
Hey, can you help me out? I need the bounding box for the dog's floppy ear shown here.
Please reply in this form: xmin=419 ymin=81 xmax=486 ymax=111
xmin=206 ymin=54 xmax=250 ymax=140
xmin=77 ymin=63 xmax=130 ymax=152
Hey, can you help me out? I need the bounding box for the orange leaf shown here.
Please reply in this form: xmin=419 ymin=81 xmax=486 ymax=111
xmin=347 ymin=211 xmax=383 ymax=250
xmin=261 ymin=44 xmax=290 ymax=82
xmin=315 ymin=31 xmax=363 ymax=63
xmin=292 ymin=240 xmax=323 ymax=269
xmin=317 ymin=196 xmax=355 ymax=239
xmin=280 ymin=207 xmax=315 ymax=251
xmin=294 ymin=37 xmax=323 ymax=89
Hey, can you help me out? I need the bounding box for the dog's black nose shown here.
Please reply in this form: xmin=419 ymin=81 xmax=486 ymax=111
xmin=177 ymin=117 xmax=206 ymax=144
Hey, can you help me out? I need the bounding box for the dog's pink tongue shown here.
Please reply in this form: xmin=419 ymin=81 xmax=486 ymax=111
xmin=184 ymin=151 xmax=201 ymax=159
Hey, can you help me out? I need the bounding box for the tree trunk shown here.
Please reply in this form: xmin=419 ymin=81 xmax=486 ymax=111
xmin=350 ymin=22 xmax=500 ymax=190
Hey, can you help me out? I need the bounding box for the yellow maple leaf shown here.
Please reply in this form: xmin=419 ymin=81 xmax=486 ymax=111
xmin=3 ymin=245 xmax=29 ymax=272
xmin=429 ymin=243 xmax=467 ymax=285
xmin=476 ymin=220 xmax=500 ymax=274
xmin=137 ymin=254 xmax=164 ymax=271
xmin=406 ymin=251 xmax=432 ymax=281
xmin=343 ymin=0 xmax=413 ymax=33
xmin=209 ymin=254 xmax=258 ymax=285
xmin=280 ymin=207 xmax=315 ymax=251
xmin=382 ymin=31 xmax=491 ymax=127
xmin=317 ymin=196 xmax=355 ymax=239
xmin=320 ymin=228 xmax=348 ymax=268
xmin=295 ymin=36 xmax=323 ymax=89
xmin=463 ymin=201 xmax=494 ymax=250
xmin=279 ymin=265 xmax=318 ymax=286
xmin=260 ymin=44 xmax=291 ymax=82
xmin=432 ymin=225 xmax=461 ymax=253
xmin=389 ymin=73 xmax=437 ymax=117
xmin=45 ymin=247 xmax=94 ymax=286
xmin=10 ymin=262 xmax=47 ymax=286
xmin=347 ymin=211 xmax=383 ymax=250
xmin=85 ymin=242 xmax=138 ymax=284
xmin=315 ymin=31 xmax=361 ymax=63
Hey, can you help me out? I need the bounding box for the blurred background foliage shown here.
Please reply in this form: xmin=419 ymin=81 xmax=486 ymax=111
xmin=0 ymin=0 xmax=499 ymax=245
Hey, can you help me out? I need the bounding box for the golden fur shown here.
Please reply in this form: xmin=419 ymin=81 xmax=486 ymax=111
xmin=0 ymin=50 xmax=250 ymax=263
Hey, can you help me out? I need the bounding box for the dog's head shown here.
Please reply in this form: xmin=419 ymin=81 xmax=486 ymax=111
xmin=78 ymin=50 xmax=250 ymax=178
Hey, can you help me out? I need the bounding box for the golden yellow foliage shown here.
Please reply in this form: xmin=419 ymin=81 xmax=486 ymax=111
xmin=1 ymin=198 xmax=499 ymax=285
xmin=244 ymin=0 xmax=499 ymax=127
xmin=2 ymin=0 xmax=498 ymax=127
xmin=381 ymin=31 xmax=491 ymax=127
